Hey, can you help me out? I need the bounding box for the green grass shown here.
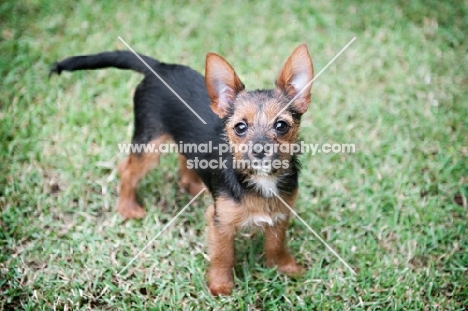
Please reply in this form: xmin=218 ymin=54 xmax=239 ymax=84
xmin=1 ymin=0 xmax=467 ymax=309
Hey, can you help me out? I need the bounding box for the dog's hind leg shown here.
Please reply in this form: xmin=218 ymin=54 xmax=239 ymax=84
xmin=116 ymin=134 xmax=170 ymax=219
xmin=177 ymin=154 xmax=206 ymax=196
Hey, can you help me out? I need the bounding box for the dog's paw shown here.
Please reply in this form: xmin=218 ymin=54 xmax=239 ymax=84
xmin=277 ymin=261 xmax=305 ymax=277
xmin=266 ymin=255 xmax=305 ymax=277
xmin=208 ymin=280 xmax=234 ymax=296
xmin=207 ymin=268 xmax=234 ymax=296
xmin=116 ymin=201 xmax=146 ymax=219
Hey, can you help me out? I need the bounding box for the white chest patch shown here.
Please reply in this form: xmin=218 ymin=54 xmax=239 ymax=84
xmin=241 ymin=213 xmax=287 ymax=228
xmin=248 ymin=175 xmax=278 ymax=197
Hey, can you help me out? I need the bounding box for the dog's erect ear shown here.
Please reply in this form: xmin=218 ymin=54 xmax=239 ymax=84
xmin=205 ymin=53 xmax=245 ymax=118
xmin=276 ymin=44 xmax=314 ymax=114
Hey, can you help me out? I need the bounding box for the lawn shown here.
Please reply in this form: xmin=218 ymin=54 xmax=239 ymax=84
xmin=1 ymin=0 xmax=467 ymax=310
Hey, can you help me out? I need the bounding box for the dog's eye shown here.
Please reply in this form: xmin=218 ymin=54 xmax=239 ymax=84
xmin=275 ymin=120 xmax=289 ymax=134
xmin=234 ymin=122 xmax=248 ymax=135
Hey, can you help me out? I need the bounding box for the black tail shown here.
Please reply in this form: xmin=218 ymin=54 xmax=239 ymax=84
xmin=50 ymin=51 xmax=159 ymax=77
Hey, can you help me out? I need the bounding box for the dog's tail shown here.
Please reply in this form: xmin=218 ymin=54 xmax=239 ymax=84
xmin=50 ymin=51 xmax=159 ymax=77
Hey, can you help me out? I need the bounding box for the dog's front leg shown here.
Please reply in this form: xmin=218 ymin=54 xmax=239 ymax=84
xmin=205 ymin=204 xmax=236 ymax=296
xmin=264 ymin=216 xmax=305 ymax=276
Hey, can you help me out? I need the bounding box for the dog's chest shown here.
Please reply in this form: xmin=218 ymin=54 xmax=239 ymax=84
xmin=240 ymin=212 xmax=287 ymax=228
xmin=238 ymin=195 xmax=288 ymax=228
xmin=247 ymin=175 xmax=278 ymax=197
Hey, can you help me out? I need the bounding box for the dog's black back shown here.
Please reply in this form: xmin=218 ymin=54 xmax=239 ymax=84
xmin=51 ymin=51 xmax=244 ymax=198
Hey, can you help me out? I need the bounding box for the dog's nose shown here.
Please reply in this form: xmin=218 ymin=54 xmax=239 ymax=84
xmin=252 ymin=142 xmax=266 ymax=159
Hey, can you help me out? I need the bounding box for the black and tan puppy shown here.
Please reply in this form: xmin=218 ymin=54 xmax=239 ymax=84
xmin=51 ymin=44 xmax=314 ymax=295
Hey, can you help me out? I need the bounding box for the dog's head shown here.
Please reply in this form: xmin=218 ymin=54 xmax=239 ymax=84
xmin=205 ymin=45 xmax=314 ymax=177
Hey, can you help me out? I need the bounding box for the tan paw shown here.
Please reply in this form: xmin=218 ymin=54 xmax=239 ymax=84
xmin=208 ymin=280 xmax=234 ymax=296
xmin=207 ymin=268 xmax=234 ymax=296
xmin=116 ymin=200 xmax=146 ymax=219
xmin=266 ymin=254 xmax=305 ymax=277
xmin=277 ymin=261 xmax=305 ymax=277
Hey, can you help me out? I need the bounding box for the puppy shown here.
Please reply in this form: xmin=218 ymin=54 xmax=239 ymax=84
xmin=51 ymin=44 xmax=314 ymax=295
